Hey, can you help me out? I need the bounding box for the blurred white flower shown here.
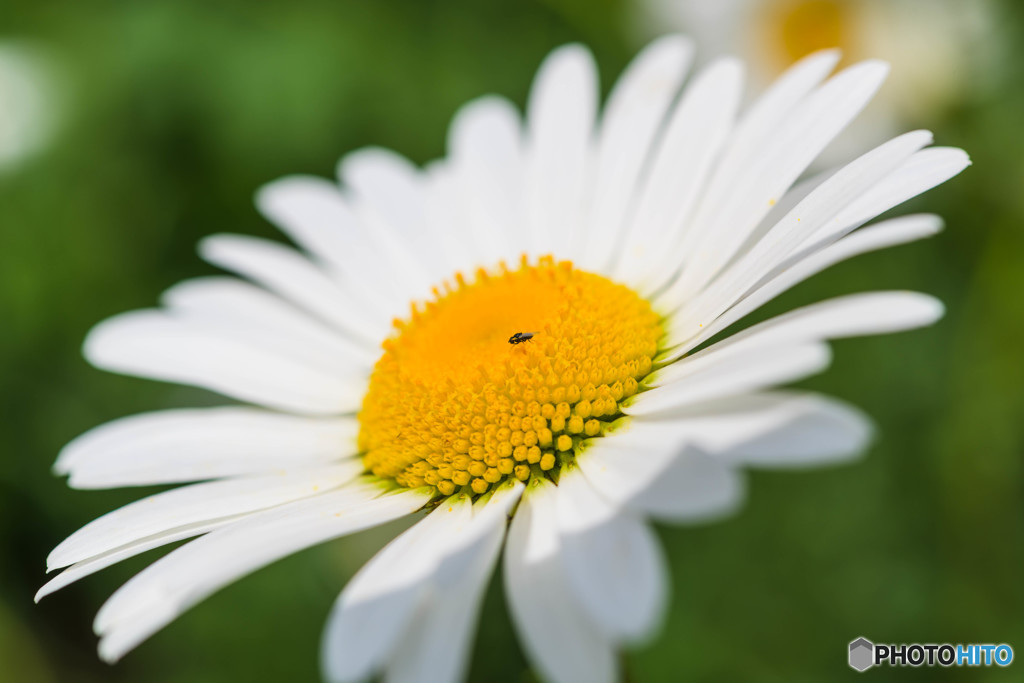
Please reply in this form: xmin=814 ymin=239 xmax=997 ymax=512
xmin=0 ymin=42 xmax=57 ymax=171
xmin=41 ymin=35 xmax=967 ymax=683
xmin=640 ymin=0 xmax=992 ymax=160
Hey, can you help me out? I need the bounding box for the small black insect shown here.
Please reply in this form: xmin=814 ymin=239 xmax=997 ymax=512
xmin=508 ymin=331 xmax=538 ymax=345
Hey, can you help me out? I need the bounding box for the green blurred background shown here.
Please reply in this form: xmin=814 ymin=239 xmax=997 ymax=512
xmin=1 ymin=0 xmax=1021 ymax=681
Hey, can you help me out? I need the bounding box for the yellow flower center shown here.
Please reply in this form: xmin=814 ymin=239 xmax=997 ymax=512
xmin=358 ymin=256 xmax=662 ymax=497
xmin=754 ymin=0 xmax=862 ymax=72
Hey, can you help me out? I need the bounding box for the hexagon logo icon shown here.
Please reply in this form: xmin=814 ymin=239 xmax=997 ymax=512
xmin=849 ymin=637 xmax=875 ymax=672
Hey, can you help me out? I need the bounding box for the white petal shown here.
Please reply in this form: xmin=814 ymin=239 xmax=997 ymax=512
xmin=670 ymin=60 xmax=890 ymax=301
xmin=255 ymin=176 xmax=358 ymax=275
xmin=383 ymin=482 xmax=524 ymax=683
xmin=646 ymin=50 xmax=838 ymax=280
xmin=162 ymin=276 xmax=378 ymax=368
xmin=667 ymin=50 xmax=838 ymax=260
xmin=84 ymin=310 xmax=366 ymax=416
xmin=726 ymin=291 xmax=943 ymax=348
xmin=347 ymin=205 xmax=439 ymax=313
xmin=581 ymin=392 xmax=872 ymax=520
xmin=763 ymin=148 xmax=967 ymax=291
xmin=505 ymin=478 xmax=616 ymax=683
xmin=663 ymin=130 xmax=934 ymax=325
xmin=577 ymin=428 xmax=742 ymax=523
xmin=828 ymin=146 xmax=970 ymax=231
xmin=322 ymin=495 xmax=472 ymax=683
xmin=256 ymin=176 xmax=408 ymax=322
xmin=720 ymin=146 xmax=965 ymax=328
xmin=681 ymin=48 xmax=841 ymax=218
xmin=48 ymin=463 xmax=362 ymax=571
xmin=339 ymin=147 xmax=453 ymax=290
xmin=338 ymin=148 xmax=426 ymax=240
xmin=731 ymin=49 xmax=842 ymax=157
xmin=421 ymin=161 xmax=487 ymax=272
xmin=625 ymin=343 xmax=832 ymax=417
xmin=671 ymin=215 xmax=945 ymax=356
xmin=556 ymin=467 xmax=667 ymax=644
xmin=56 ymin=407 xmax=357 ymax=488
xmin=663 ymin=290 xmax=944 ymax=366
xmin=579 ymin=34 xmax=694 ymax=272
xmin=718 ymin=393 xmax=873 ymax=468
xmin=97 ymin=602 xmax=182 ymax=664
xmin=200 ymin=233 xmax=387 ymax=345
xmin=94 ymin=484 xmax=431 ymax=662
xmin=446 ymin=95 xmax=525 ymax=267
xmin=36 ymin=517 xmax=243 ymax=602
xmin=740 ymin=166 xmax=837 ymax=252
xmin=612 ymin=57 xmax=743 ymax=291
xmin=525 ymin=44 xmax=597 ymax=260
xmin=622 ymin=449 xmax=743 ymax=523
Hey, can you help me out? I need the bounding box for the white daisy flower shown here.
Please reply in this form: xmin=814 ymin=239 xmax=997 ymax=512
xmin=640 ymin=0 xmax=993 ymax=160
xmin=40 ymin=35 xmax=968 ymax=683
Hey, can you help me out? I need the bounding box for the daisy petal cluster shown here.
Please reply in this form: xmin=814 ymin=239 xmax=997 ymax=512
xmin=41 ymin=35 xmax=967 ymax=683
xmin=642 ymin=0 xmax=992 ymax=161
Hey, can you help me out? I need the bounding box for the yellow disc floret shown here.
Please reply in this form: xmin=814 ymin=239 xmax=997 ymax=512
xmin=359 ymin=256 xmax=661 ymax=497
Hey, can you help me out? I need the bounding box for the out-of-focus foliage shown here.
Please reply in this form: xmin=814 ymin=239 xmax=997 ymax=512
xmin=0 ymin=1 xmax=1020 ymax=681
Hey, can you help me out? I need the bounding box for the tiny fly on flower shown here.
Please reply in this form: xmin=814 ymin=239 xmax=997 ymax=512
xmin=508 ymin=332 xmax=538 ymax=345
